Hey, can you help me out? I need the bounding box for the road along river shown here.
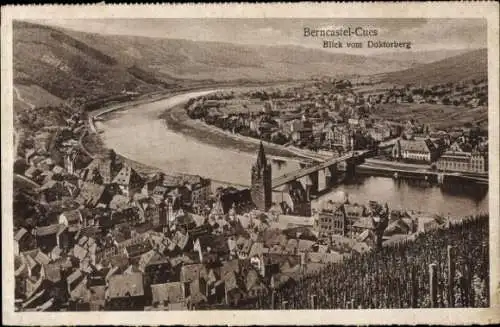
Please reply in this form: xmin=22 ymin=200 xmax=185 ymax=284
xmin=96 ymin=90 xmax=488 ymax=218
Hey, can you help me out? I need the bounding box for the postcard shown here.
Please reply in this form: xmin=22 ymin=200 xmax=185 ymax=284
xmin=1 ymin=2 xmax=499 ymax=325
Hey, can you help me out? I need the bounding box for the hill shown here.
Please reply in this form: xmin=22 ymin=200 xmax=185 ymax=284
xmin=13 ymin=21 xmax=416 ymax=112
xmin=13 ymin=21 xmax=166 ymax=108
xmin=369 ymin=49 xmax=471 ymax=65
xmin=14 ymin=21 xmax=486 ymax=114
xmin=52 ymin=26 xmax=415 ymax=81
xmin=380 ymin=49 xmax=487 ymax=85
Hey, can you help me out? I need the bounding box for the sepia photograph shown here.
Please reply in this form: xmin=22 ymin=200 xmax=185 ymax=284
xmin=2 ymin=2 xmax=499 ymax=325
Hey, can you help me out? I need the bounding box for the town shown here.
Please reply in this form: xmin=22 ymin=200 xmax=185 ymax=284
xmin=13 ymin=76 xmax=489 ymax=311
xmin=185 ymin=78 xmax=488 ymax=174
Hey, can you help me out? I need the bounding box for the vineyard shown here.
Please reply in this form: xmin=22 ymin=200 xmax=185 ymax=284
xmin=200 ymin=215 xmax=489 ymax=310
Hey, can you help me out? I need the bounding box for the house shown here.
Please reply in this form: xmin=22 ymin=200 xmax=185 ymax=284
xmin=135 ymin=197 xmax=163 ymax=227
xmin=38 ymin=181 xmax=73 ymax=202
xmin=43 ymin=262 xmax=63 ymax=284
xmin=213 ymin=187 xmax=254 ymax=215
xmin=325 ymin=125 xmax=352 ymax=150
xmin=248 ymin=242 xmax=267 ymax=258
xmin=140 ymin=173 xmax=164 ymax=197
xmin=34 ymin=250 xmax=51 ymax=266
xmin=89 ymin=284 xmax=106 ymax=311
xmin=81 ymin=151 xmax=122 ymax=185
xmin=33 ymin=224 xmax=69 ymax=252
xmin=14 ymin=228 xmax=36 ymax=255
xmin=449 ymin=141 xmax=470 ymax=152
xmin=352 ymin=217 xmax=376 ymax=237
xmin=75 ymin=182 xmax=110 ymax=208
xmin=58 ymin=209 xmax=83 ymax=227
xmin=223 ymin=271 xmax=245 ymax=306
xmin=272 ymin=181 xmax=311 ymax=217
xmin=412 ymin=213 xmax=445 ymax=233
xmin=167 ymin=230 xmax=190 ymax=252
xmin=150 ymin=282 xmax=187 ymax=309
xmin=20 ymin=251 xmax=42 ymax=279
xmin=384 ymin=219 xmax=412 ymax=236
xmin=194 ymin=235 xmax=230 ymax=263
xmin=125 ymin=241 xmax=153 ymax=258
xmin=315 ymin=201 xmax=347 ymax=239
xmin=207 ymin=279 xmax=226 ymax=305
xmin=180 ymin=264 xmax=208 ymax=284
xmin=188 ymin=278 xmax=208 ymax=306
xmin=245 ymin=269 xmax=267 ymax=298
xmin=168 ymin=186 xmax=191 ymax=208
xmin=67 ymin=269 xmax=89 ymax=302
xmin=150 ymin=186 xmax=169 ymax=204
xmin=236 ymin=237 xmax=254 ymax=259
xmin=106 ymin=272 xmax=145 ymax=310
xmin=109 ymin=194 xmax=132 ymax=212
xmin=111 ymin=206 xmax=142 ymax=226
xmin=343 ymin=204 xmax=366 ymax=237
xmin=187 ymin=178 xmax=211 ymax=211
xmin=112 ymin=166 xmax=143 ymax=197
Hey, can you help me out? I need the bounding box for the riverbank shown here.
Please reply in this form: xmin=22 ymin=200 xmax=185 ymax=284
xmin=358 ymin=161 xmax=489 ymax=185
xmin=86 ymin=82 xmax=312 ymax=161
xmin=83 ymin=86 xmax=305 ymax=186
xmin=161 ymin=103 xmax=321 ymax=163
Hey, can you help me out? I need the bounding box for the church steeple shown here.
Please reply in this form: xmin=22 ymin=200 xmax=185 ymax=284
xmin=251 ymin=142 xmax=272 ymax=211
xmin=257 ymin=141 xmax=267 ymax=167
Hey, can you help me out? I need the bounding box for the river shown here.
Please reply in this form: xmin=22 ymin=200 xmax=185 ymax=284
xmin=96 ymin=90 xmax=489 ymax=218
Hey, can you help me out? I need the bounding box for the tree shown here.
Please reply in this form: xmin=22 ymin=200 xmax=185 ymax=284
xmin=271 ymin=132 xmax=289 ymax=145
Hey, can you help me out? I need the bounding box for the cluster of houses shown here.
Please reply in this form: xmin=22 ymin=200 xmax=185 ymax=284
xmin=13 ymin=115 xmax=379 ymax=312
xmin=15 ymin=113 xmax=421 ymax=311
xmin=13 ymin=172 xmax=375 ymax=312
xmin=313 ymin=196 xmax=449 ymax=250
xmin=387 ymin=120 xmax=488 ymax=173
xmin=365 ymin=79 xmax=487 ymax=107
xmin=185 ymin=80 xmax=488 ymax=175
xmin=185 ymin=83 xmax=400 ymax=154
xmin=12 ymin=76 xmax=488 ymax=311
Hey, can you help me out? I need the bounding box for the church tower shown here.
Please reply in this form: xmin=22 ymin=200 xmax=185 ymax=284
xmin=251 ymin=142 xmax=272 ymax=211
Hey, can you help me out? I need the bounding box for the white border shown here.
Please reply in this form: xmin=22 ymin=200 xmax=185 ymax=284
xmin=2 ymin=2 xmax=499 ymax=325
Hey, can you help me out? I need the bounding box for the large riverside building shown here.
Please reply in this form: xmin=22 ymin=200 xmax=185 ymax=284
xmin=391 ymin=138 xmax=438 ymax=163
xmin=436 ymin=151 xmax=487 ymax=174
xmin=251 ymin=142 xmax=272 ymax=211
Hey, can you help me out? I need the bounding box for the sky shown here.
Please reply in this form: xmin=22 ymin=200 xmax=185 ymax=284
xmin=33 ymin=18 xmax=486 ymax=54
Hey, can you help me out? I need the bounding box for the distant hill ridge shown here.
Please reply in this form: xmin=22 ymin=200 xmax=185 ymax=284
xmin=381 ymin=48 xmax=487 ymax=85
xmin=13 ymin=21 xmax=487 ymax=111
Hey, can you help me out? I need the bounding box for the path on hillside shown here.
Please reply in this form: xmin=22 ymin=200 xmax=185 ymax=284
xmin=13 ymin=86 xmax=35 ymax=110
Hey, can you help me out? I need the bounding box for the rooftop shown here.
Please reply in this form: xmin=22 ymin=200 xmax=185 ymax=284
xmin=107 ymin=272 xmax=144 ymax=298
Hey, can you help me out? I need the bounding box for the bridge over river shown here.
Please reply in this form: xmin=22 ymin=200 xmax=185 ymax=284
xmin=272 ymin=150 xmax=371 ymax=195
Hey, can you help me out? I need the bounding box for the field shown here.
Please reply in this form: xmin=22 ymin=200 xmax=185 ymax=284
xmin=213 ymin=99 xmax=265 ymax=115
xmin=352 ymin=83 xmax=395 ymax=94
xmin=372 ymin=103 xmax=487 ymax=130
xmin=14 ymin=84 xmax=63 ymax=110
